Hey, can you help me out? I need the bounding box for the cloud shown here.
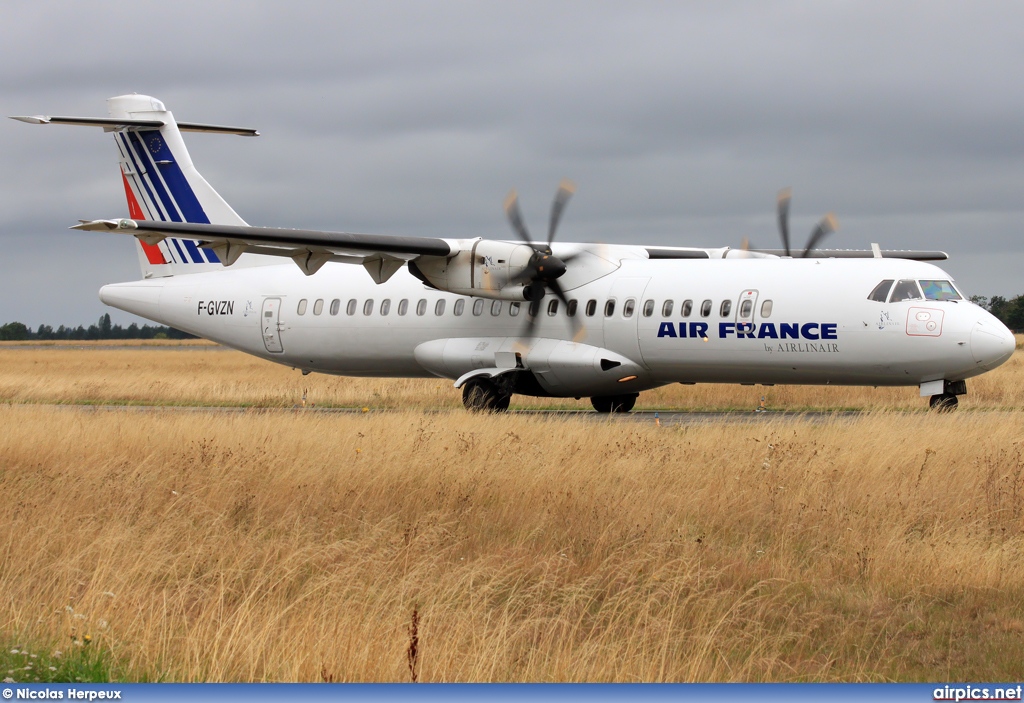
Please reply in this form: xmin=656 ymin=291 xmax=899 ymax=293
xmin=1 ymin=1 xmax=1022 ymax=326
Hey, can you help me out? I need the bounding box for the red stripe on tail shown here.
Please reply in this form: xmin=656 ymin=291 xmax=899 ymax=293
xmin=122 ymin=173 xmax=166 ymax=265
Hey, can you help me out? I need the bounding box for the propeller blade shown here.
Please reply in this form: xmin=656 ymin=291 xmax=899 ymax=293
xmin=548 ymin=278 xmax=570 ymax=307
xmin=547 ymin=279 xmax=586 ymax=342
xmin=503 ymin=189 xmax=535 ymax=247
xmin=801 ymin=213 xmax=838 ymax=257
xmin=548 ymin=179 xmax=576 ymax=245
xmin=519 ymin=299 xmax=539 ymax=340
xmin=777 ymin=187 xmax=792 ymax=257
xmin=509 ymin=268 xmax=535 ymax=286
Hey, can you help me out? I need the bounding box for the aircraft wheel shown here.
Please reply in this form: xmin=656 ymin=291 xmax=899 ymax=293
xmin=462 ymin=378 xmax=510 ymax=412
xmin=929 ymin=393 xmax=959 ymax=412
xmin=591 ymin=393 xmax=638 ymax=414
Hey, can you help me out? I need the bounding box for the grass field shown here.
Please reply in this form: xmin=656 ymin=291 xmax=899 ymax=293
xmin=1 ymin=344 xmax=1022 ymax=682
xmin=0 ymin=336 xmax=1021 ymax=411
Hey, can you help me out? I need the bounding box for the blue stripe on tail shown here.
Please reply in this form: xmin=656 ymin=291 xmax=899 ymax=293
xmin=133 ymin=130 xmax=211 ymax=224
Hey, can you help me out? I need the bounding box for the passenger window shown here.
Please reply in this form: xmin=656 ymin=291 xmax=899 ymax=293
xmin=567 ymin=300 xmax=578 ymax=317
xmin=453 ymin=299 xmax=465 ymax=316
xmin=363 ymin=299 xmax=374 ymax=316
xmin=528 ymin=300 xmax=541 ymax=317
xmin=720 ymin=300 xmax=732 ymax=317
xmin=623 ymin=298 xmax=636 ymax=317
xmin=313 ymin=299 xmax=323 ymax=315
xmin=297 ymin=299 xmax=307 ymax=315
xmin=547 ymin=299 xmax=559 ymax=316
xmin=700 ymin=300 xmax=712 ymax=317
xmin=681 ymin=300 xmax=693 ymax=317
xmin=473 ymin=299 xmax=485 ymax=316
xmin=585 ymin=300 xmax=597 ymax=317
xmin=868 ymin=280 xmax=894 ymax=302
xmin=434 ymin=300 xmax=446 ymax=316
xmin=380 ymin=299 xmax=391 ymax=316
xmin=509 ymin=302 xmax=521 ymax=317
xmin=416 ymin=299 xmax=427 ymax=316
xmin=491 ymin=300 xmax=502 ymax=316
xmin=760 ymin=300 xmax=773 ymax=318
xmin=889 ymin=279 xmax=923 ymax=303
xmin=604 ymin=300 xmax=616 ymax=317
xmin=330 ymin=299 xmax=340 ymax=316
xmin=662 ymin=300 xmax=673 ymax=317
xmin=346 ymin=299 xmax=357 ymax=316
xmin=398 ymin=299 xmax=409 ymax=316
xmin=919 ymin=279 xmax=962 ymax=301
xmin=739 ymin=300 xmax=752 ymax=318
xmin=642 ymin=300 xmax=655 ymax=317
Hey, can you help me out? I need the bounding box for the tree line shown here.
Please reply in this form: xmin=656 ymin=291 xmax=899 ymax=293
xmin=969 ymin=295 xmax=1024 ymax=332
xmin=0 ymin=314 xmax=193 ymax=341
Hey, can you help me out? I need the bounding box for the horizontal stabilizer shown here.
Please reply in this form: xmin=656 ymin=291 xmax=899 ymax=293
xmin=9 ymin=115 xmax=258 ymax=136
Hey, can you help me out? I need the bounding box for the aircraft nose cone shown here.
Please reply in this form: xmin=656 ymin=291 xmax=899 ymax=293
xmin=971 ymin=319 xmax=1016 ymax=371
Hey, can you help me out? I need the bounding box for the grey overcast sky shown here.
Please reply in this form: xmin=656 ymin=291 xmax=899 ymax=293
xmin=2 ymin=1 xmax=1022 ymax=327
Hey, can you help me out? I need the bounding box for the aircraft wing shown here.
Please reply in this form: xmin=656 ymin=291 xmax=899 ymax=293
xmin=72 ymin=218 xmax=453 ymax=278
xmin=749 ymin=248 xmax=948 ymax=261
xmin=645 ymin=246 xmax=948 ymax=261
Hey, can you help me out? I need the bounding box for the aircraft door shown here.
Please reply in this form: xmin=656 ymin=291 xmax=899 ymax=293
xmin=604 ymin=277 xmax=650 ymax=363
xmin=261 ymin=297 xmax=284 ymax=353
xmin=736 ymin=289 xmax=759 ymax=335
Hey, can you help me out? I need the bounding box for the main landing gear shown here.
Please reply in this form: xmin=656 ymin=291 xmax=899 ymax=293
xmin=461 ymin=377 xmax=511 ymax=413
xmin=590 ymin=393 xmax=638 ymax=414
xmin=461 ymin=380 xmax=641 ymax=414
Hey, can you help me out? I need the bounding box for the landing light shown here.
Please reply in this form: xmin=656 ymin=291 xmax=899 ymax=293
xmin=618 ymin=375 xmax=638 ymax=383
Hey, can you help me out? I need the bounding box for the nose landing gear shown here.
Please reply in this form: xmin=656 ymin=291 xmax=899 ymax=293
xmin=924 ymin=379 xmax=966 ymax=412
xmin=929 ymin=393 xmax=959 ymax=412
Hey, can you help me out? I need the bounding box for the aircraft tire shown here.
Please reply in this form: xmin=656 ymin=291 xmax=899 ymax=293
xmin=591 ymin=393 xmax=638 ymax=414
xmin=462 ymin=378 xmax=511 ymax=413
xmin=929 ymin=393 xmax=959 ymax=412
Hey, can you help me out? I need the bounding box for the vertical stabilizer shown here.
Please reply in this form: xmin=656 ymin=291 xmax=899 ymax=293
xmin=108 ymin=95 xmax=246 ymax=278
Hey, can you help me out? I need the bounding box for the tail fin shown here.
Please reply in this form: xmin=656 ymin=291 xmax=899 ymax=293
xmin=12 ymin=94 xmax=260 ymax=278
xmin=107 ymin=94 xmax=248 ymax=277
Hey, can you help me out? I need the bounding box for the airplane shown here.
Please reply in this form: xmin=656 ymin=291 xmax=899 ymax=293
xmin=11 ymin=94 xmax=1017 ymax=412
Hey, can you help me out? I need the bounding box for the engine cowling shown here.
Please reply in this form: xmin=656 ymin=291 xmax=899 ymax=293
xmin=410 ymin=239 xmax=540 ymax=301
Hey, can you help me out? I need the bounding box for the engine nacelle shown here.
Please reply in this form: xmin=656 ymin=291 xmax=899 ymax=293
xmin=410 ymin=239 xmax=539 ymax=301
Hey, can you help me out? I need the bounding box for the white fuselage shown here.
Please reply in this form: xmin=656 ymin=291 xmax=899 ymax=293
xmin=99 ymin=254 xmax=1015 ymax=398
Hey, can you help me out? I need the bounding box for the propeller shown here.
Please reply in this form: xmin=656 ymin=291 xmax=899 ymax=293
xmin=503 ymin=180 xmax=584 ymax=342
xmin=775 ymin=187 xmax=838 ymax=257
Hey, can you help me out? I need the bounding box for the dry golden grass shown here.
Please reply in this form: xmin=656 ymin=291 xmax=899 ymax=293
xmin=0 ymin=339 xmax=217 ymax=347
xmin=0 ymin=336 xmax=1021 ymax=411
xmin=1 ymin=406 xmax=1023 ymax=681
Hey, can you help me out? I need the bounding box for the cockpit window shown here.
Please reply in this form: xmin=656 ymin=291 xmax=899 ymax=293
xmin=919 ymin=279 xmax=962 ymax=301
xmin=889 ymin=279 xmax=923 ymax=303
xmin=868 ymin=280 xmax=894 ymax=302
